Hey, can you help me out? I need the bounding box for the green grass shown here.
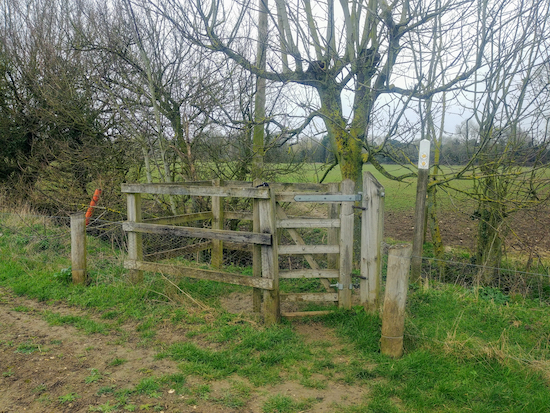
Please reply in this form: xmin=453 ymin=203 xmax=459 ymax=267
xmin=262 ymin=394 xmax=317 ymax=413
xmin=2 ymin=187 xmax=550 ymax=412
xmin=156 ymin=320 xmax=307 ymax=385
xmin=324 ymin=285 xmax=550 ymax=412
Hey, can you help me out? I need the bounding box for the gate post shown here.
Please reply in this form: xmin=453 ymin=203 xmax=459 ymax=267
xmin=252 ymin=179 xmax=263 ymax=312
xmin=339 ymin=179 xmax=355 ymax=309
xmin=361 ymin=172 xmax=385 ymax=311
xmin=327 ymin=182 xmax=340 ymax=272
xmin=259 ymin=186 xmax=280 ymax=324
xmin=127 ymin=193 xmax=143 ymax=284
xmin=211 ymin=179 xmax=224 ymax=269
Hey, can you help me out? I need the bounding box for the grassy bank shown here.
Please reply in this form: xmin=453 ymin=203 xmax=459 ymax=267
xmin=1 ymin=211 xmax=550 ymax=412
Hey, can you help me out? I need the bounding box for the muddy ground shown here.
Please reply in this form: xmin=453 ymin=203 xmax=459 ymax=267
xmin=0 ymin=289 xmax=372 ymax=413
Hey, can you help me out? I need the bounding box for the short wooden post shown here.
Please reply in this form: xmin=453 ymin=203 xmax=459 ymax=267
xmin=211 ymin=179 xmax=224 ymax=269
xmin=71 ymin=212 xmax=87 ymax=285
xmin=127 ymin=193 xmax=143 ymax=284
xmin=338 ymin=179 xmax=355 ymax=310
xmin=327 ymin=182 xmax=340 ymax=272
xmin=259 ymin=186 xmax=279 ymax=324
xmin=252 ymin=179 xmax=262 ymax=312
xmin=380 ymin=244 xmax=412 ymax=358
xmin=411 ymin=139 xmax=431 ymax=283
xmin=361 ymin=172 xmax=385 ymax=312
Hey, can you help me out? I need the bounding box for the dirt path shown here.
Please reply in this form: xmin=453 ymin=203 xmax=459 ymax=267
xmin=0 ymin=289 xmax=369 ymax=413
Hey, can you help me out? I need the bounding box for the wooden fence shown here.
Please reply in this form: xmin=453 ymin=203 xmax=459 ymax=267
xmin=120 ymin=172 xmax=385 ymax=324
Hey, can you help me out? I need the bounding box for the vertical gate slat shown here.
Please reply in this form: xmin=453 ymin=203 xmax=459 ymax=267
xmin=259 ymin=186 xmax=280 ymax=324
xmin=361 ymin=171 xmax=385 ymax=311
xmin=338 ymin=179 xmax=355 ymax=309
xmin=211 ymin=179 xmax=224 ymax=269
xmin=127 ymin=193 xmax=143 ymax=284
xmin=252 ymin=179 xmax=262 ymax=312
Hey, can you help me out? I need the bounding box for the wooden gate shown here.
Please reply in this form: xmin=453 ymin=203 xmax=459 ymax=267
xmin=121 ymin=172 xmax=384 ymax=324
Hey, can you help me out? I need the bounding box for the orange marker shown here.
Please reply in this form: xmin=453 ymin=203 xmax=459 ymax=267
xmin=85 ymin=189 xmax=102 ymax=225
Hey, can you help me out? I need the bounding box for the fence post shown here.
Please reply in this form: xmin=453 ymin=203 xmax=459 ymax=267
xmin=339 ymin=179 xmax=355 ymax=310
xmin=381 ymin=244 xmax=412 ymax=358
xmin=327 ymin=182 xmax=340 ymax=272
xmin=259 ymin=186 xmax=279 ymax=324
xmin=127 ymin=193 xmax=143 ymax=284
xmin=211 ymin=179 xmax=224 ymax=269
xmin=361 ymin=171 xmax=385 ymax=312
xmin=71 ymin=212 xmax=87 ymax=285
xmin=252 ymin=179 xmax=263 ymax=312
xmin=411 ymin=139 xmax=431 ymax=283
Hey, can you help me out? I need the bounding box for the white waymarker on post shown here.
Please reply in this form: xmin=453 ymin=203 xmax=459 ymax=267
xmin=418 ymin=139 xmax=431 ymax=170
xmin=411 ymin=139 xmax=431 ymax=283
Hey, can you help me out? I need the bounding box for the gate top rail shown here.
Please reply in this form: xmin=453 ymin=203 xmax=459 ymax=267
xmin=121 ymin=183 xmax=270 ymax=199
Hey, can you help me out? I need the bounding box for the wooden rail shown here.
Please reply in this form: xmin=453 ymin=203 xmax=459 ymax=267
xmin=121 ymin=174 xmax=385 ymax=323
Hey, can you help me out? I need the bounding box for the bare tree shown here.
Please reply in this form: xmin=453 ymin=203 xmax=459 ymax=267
xmin=430 ymin=0 xmax=550 ymax=279
xmin=146 ymin=0 xmax=515 ymax=186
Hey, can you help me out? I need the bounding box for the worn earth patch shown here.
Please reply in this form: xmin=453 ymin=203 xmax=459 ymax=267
xmin=0 ymin=289 xmax=372 ymax=412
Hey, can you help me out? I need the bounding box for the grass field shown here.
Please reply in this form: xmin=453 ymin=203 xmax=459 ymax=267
xmin=1 ymin=210 xmax=550 ymax=412
xmin=277 ymin=163 xmax=475 ymax=213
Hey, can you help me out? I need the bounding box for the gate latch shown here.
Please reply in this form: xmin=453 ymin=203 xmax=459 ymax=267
xmin=330 ymin=282 xmax=344 ymax=290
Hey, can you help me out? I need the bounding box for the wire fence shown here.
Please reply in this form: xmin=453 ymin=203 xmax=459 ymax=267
xmin=1 ymin=210 xmax=549 ymax=301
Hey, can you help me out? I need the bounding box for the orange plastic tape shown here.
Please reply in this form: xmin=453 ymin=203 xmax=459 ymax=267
xmin=85 ymin=189 xmax=102 ymax=225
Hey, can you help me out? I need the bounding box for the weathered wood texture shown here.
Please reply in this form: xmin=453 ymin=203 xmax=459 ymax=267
xmin=124 ymin=260 xmax=273 ymax=289
xmin=252 ymin=179 xmax=262 ymax=313
xmin=144 ymin=241 xmax=212 ymax=261
xmin=259 ymin=187 xmax=280 ymax=325
xmin=380 ymin=244 xmax=412 ymax=358
xmin=122 ymin=183 xmax=270 ymax=199
xmin=411 ymin=168 xmax=429 ymax=282
xmin=276 ymin=206 xmax=331 ymax=291
xmin=123 ymin=222 xmax=271 ymax=245
xmin=338 ymin=180 xmax=355 ymax=309
xmin=280 ymin=293 xmax=338 ymax=302
xmin=127 ymin=193 xmax=143 ymax=284
xmin=276 ymin=218 xmax=340 ymax=228
xmin=143 ymin=212 xmax=213 ymax=225
xmin=211 ymin=179 xmax=224 ymax=269
xmin=327 ymin=183 xmax=340 ymax=271
xmin=224 ymin=211 xmax=254 ymax=221
xmin=276 ymin=192 xmax=346 ymax=203
xmin=279 ymin=270 xmax=339 ymax=279
xmin=278 ymin=245 xmax=339 ymax=255
xmin=361 ymin=171 xmax=385 ymax=312
xmin=70 ymin=212 xmax=87 ymax=285
xmin=281 ymin=310 xmax=332 ymax=318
